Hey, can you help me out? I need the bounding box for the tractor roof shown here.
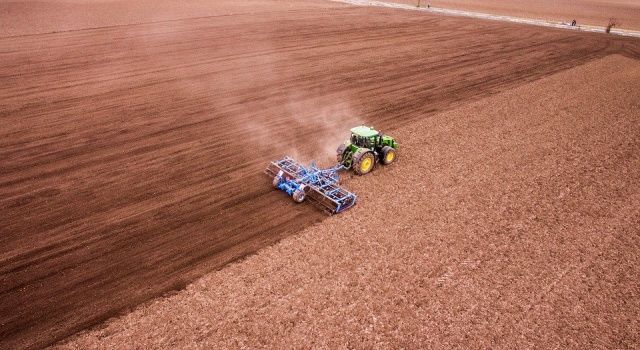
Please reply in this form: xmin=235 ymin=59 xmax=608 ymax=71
xmin=350 ymin=125 xmax=378 ymax=137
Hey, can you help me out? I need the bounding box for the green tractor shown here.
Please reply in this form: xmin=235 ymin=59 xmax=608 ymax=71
xmin=336 ymin=125 xmax=398 ymax=175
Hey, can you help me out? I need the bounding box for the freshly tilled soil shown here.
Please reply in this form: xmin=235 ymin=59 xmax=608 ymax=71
xmin=58 ymin=54 xmax=640 ymax=349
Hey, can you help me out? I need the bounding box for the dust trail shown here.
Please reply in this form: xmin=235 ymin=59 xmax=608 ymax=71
xmin=242 ymin=93 xmax=364 ymax=167
xmin=281 ymin=93 xmax=365 ymax=166
xmin=134 ymin=30 xmax=362 ymax=168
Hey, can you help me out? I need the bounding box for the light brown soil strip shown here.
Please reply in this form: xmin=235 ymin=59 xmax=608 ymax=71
xmin=341 ymin=0 xmax=640 ymax=37
xmin=386 ymin=0 xmax=640 ymax=31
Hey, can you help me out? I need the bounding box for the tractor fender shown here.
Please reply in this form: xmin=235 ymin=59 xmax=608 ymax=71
xmin=336 ymin=141 xmax=349 ymax=155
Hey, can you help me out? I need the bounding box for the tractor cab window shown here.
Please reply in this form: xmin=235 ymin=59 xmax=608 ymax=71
xmin=351 ymin=134 xmax=371 ymax=148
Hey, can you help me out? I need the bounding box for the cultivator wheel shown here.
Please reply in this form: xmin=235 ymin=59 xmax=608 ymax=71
xmin=381 ymin=146 xmax=396 ymax=165
xmin=272 ymin=171 xmax=283 ymax=188
xmin=265 ymin=157 xmax=357 ymax=214
xmin=353 ymin=150 xmax=375 ymax=175
xmin=292 ymin=188 xmax=306 ymax=203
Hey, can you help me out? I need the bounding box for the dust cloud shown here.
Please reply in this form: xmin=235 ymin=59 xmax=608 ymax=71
xmin=282 ymin=94 xmax=365 ymax=166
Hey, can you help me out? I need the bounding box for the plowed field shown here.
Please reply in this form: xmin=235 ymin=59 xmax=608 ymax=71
xmin=1 ymin=2 xmax=639 ymax=349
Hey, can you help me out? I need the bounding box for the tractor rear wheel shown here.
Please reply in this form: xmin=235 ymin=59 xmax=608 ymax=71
xmin=336 ymin=142 xmax=348 ymax=163
xmin=353 ymin=150 xmax=375 ymax=175
xmin=381 ymin=146 xmax=396 ymax=165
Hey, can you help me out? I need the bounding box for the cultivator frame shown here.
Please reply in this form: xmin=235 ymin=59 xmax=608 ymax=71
xmin=265 ymin=156 xmax=357 ymax=214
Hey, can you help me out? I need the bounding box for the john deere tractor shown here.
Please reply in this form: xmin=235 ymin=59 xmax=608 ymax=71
xmin=336 ymin=126 xmax=398 ymax=175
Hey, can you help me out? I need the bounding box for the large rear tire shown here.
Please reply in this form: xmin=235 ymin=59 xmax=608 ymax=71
xmin=353 ymin=150 xmax=375 ymax=175
xmin=336 ymin=142 xmax=349 ymax=163
xmin=381 ymin=146 xmax=396 ymax=165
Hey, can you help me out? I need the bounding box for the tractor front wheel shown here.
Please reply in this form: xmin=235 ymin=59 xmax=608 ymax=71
xmin=381 ymin=146 xmax=396 ymax=165
xmin=353 ymin=151 xmax=375 ymax=175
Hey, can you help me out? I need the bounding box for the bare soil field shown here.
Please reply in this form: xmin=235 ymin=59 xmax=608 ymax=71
xmin=58 ymin=53 xmax=640 ymax=349
xmin=390 ymin=0 xmax=640 ymax=30
xmin=1 ymin=2 xmax=639 ymax=350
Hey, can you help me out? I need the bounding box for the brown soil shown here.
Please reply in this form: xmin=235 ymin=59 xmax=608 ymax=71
xmin=0 ymin=0 xmax=346 ymax=37
xmin=390 ymin=0 xmax=640 ymax=30
xmin=57 ymin=53 xmax=640 ymax=349
xmin=1 ymin=2 xmax=639 ymax=350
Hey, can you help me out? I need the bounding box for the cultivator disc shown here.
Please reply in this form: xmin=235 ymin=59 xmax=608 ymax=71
xmin=265 ymin=156 xmax=357 ymax=214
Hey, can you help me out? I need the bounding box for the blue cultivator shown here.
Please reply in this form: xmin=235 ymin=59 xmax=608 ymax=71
xmin=265 ymin=156 xmax=357 ymax=214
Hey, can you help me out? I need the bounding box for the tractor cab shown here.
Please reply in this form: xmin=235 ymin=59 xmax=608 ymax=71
xmin=337 ymin=125 xmax=398 ymax=175
xmin=350 ymin=126 xmax=380 ymax=148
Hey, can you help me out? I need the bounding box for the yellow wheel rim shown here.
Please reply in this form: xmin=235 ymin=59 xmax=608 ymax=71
xmin=386 ymin=151 xmax=395 ymax=163
xmin=361 ymin=157 xmax=373 ymax=172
